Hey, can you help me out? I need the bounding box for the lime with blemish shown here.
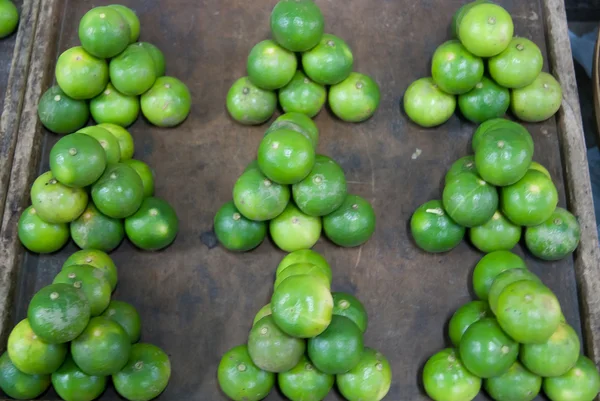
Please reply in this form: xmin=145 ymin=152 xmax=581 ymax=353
xmin=247 ymin=39 xmax=297 ymax=90
xmin=472 ymin=250 xmax=527 ymax=301
xmin=49 ymin=133 xmax=107 ymax=188
xmin=18 ymin=206 xmax=70 ymax=254
xmin=233 ymin=168 xmax=290 ymax=221
xmin=442 ymin=172 xmax=498 ymax=227
xmin=488 ymin=268 xmax=541 ymax=315
xmin=214 ymin=201 xmax=267 ymax=252
xmin=278 ymin=354 xmax=334 ymax=401
xmin=267 ymin=112 xmax=319 ymax=148
xmin=226 ymin=76 xmax=276 ymax=125
xmin=469 ymin=211 xmax=521 ymax=252
xmin=248 ymin=315 xmax=305 ymax=373
xmin=55 ymin=46 xmax=108 ymax=100
xmin=445 ymin=156 xmax=477 ymax=184
xmin=431 ymin=40 xmax=484 ymax=95
xmin=270 ymin=202 xmax=321 ymax=252
xmin=332 ymin=292 xmax=368 ymax=333
xmin=123 ymin=159 xmax=155 ymax=197
xmin=78 ymin=6 xmax=130 ymax=58
xmin=521 ymin=322 xmax=580 ymax=377
xmin=63 ymin=249 xmax=118 ymax=291
xmin=448 ymin=300 xmax=492 ymax=347
xmin=52 ymin=354 xmax=108 ymax=401
xmin=107 ymin=4 xmax=140 ymax=43
xmin=302 ymin=33 xmax=353 ymax=85
xmin=458 ymin=3 xmax=514 ymax=57
xmin=30 ymin=170 xmax=88 ymax=223
xmin=276 ymin=249 xmax=332 ymax=283
xmin=423 ymin=348 xmax=481 ymax=401
xmin=0 ymin=351 xmax=51 ymax=400
xmin=101 ymin=300 xmax=141 ymax=343
xmin=90 ymin=83 xmax=140 ymax=127
xmin=91 ymin=163 xmax=144 ymax=219
xmin=323 ymin=194 xmax=375 ymax=247
xmin=53 ymin=264 xmax=111 ymax=316
xmin=110 ymin=44 xmax=156 ymax=96
xmin=125 ymin=196 xmax=179 ymax=251
xmin=217 ymin=344 xmax=275 ymax=401
xmin=78 ymin=125 xmax=121 ymax=164
xmin=38 ymin=85 xmax=89 ymax=134
xmin=257 ymin=128 xmax=315 ymax=185
xmin=525 ymin=207 xmax=581 ymax=261
xmin=270 ymin=0 xmax=324 ymax=52
xmin=543 ymin=356 xmax=600 ymax=401
xmin=489 ymin=37 xmax=544 ymax=88
xmin=70 ymin=202 xmax=125 ymax=253
xmin=404 ymin=77 xmax=456 ymax=127
xmin=329 ymin=72 xmax=380 ymax=122
xmin=98 ymin=123 xmax=134 ymax=160
xmin=501 ymin=169 xmax=558 ymax=226
xmin=458 ymin=77 xmax=510 ymax=123
xmin=279 ymin=70 xmax=327 ymax=118
xmin=411 ymin=199 xmax=465 ymax=253
xmin=511 ymin=72 xmax=562 ymax=122
xmin=484 ymin=361 xmax=542 ymax=401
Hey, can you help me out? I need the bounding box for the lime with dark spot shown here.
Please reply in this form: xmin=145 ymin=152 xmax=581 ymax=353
xmin=226 ymin=76 xmax=276 ymax=125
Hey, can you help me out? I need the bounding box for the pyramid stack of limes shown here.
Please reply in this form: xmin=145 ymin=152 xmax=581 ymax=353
xmin=218 ymin=249 xmax=392 ymax=401
xmin=0 ymin=249 xmax=171 ymax=401
xmin=0 ymin=0 xmax=18 ymax=39
xmin=403 ymin=0 xmax=562 ymax=127
xmin=37 ymin=4 xmax=191 ymax=133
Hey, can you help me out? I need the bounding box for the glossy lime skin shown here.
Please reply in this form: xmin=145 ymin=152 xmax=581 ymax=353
xmin=77 ymin=125 xmax=121 ymax=164
xmin=0 ymin=351 xmax=50 ymax=400
xmin=52 ymin=354 xmax=107 ymax=401
xmin=472 ymin=250 xmax=527 ymax=301
xmin=488 ymin=268 xmax=541 ymax=315
xmin=543 ymin=356 xmax=600 ymax=401
xmin=30 ymin=170 xmax=88 ymax=223
xmin=411 ymin=199 xmax=465 ymax=253
xmin=97 ymin=123 xmax=135 ymax=161
xmin=323 ymin=194 xmax=375 ymax=247
xmin=484 ymin=361 xmax=542 ymax=401
xmin=445 ymin=156 xmax=477 ymax=184
xmin=0 ymin=0 xmax=19 ymax=38
xmin=471 ymin=118 xmax=533 ymax=153
xmin=442 ymin=173 xmax=498 ymax=227
xmin=404 ymin=77 xmax=456 ymax=127
xmin=458 ymin=3 xmax=514 ymax=57
xmin=270 ymin=0 xmax=324 ymax=52
xmin=302 ymin=33 xmax=353 ymax=85
xmin=278 ymin=354 xmax=334 ymax=401
xmin=448 ymin=300 xmax=492 ymax=347
xmin=137 ymin=42 xmax=165 ymax=76
xmin=38 ymin=85 xmax=89 ymax=134
xmin=458 ymin=77 xmax=510 ymax=123
xmin=279 ymin=70 xmax=327 ymax=118
xmin=123 ymin=159 xmax=155 ymax=197
xmin=91 ymin=163 xmax=144 ymax=219
xmin=63 ymin=249 xmax=118 ymax=291
xmin=525 ymin=207 xmax=581 ymax=261
xmin=337 ymin=347 xmax=392 ymax=401
xmin=501 ymin=170 xmax=558 ymax=226
xmin=274 ymin=262 xmax=330 ymax=291
xmin=248 ymin=315 xmax=305 ymax=373
xmin=101 ymin=300 xmax=141 ymax=343
xmin=470 ymin=211 xmax=522 ymax=253
xmin=233 ymin=168 xmax=290 ymax=221
xmin=78 ymin=6 xmax=130 ymax=58
xmin=18 ymin=206 xmax=69 ymax=254
xmin=268 ymin=112 xmax=319 ymax=148
xmin=511 ymin=72 xmax=562 ymax=122
xmin=108 ymin=4 xmax=140 ymax=43
xmin=226 ymin=76 xmax=276 ymax=125
xmin=329 ymin=72 xmax=380 ymax=122
xmin=214 ymin=201 xmax=267 ymax=252
xmin=70 ymin=202 xmax=125 ymax=253
xmin=253 ymin=304 xmax=272 ymax=326
xmin=489 ymin=37 xmax=544 ymax=88
xmin=125 ymin=196 xmax=179 ymax=251
xmin=49 ymin=133 xmax=107 ymax=188
xmin=529 ymin=161 xmax=551 ymax=179
xmin=332 ymin=292 xmax=368 ymax=333
xmin=218 ymin=344 xmax=275 ymax=401
xmin=431 ymin=40 xmax=484 ymax=95
xmin=451 ymin=0 xmax=490 ymax=38
xmin=247 ymin=39 xmax=297 ymax=90
xmin=423 ymin=348 xmax=481 ymax=401
xmin=276 ymin=249 xmax=332 ymax=283
xmin=142 ymin=76 xmax=192 ymax=127
xmin=110 ymin=44 xmax=156 ymax=96
xmin=269 ymin=202 xmax=322 ymax=252
xmin=90 ymin=83 xmax=140 ymax=127
xmin=53 ymin=264 xmax=111 ymax=316
xmin=55 ymin=46 xmax=109 ymax=100
xmin=520 ymin=322 xmax=580 ymax=377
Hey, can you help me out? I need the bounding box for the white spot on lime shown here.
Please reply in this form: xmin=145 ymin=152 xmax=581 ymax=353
xmin=352 ymin=204 xmax=359 ymax=210
xmin=304 ymin=78 xmax=310 ymax=84
xmin=134 ymin=361 xmax=144 ymax=370
xmin=242 ymin=87 xmax=249 ymax=95
xmin=164 ymin=84 xmax=171 ymax=89
xmin=68 ymin=272 xmax=76 ymax=279
xmin=104 ymin=89 xmax=111 ymax=95
xmin=376 ymin=363 xmax=383 ymax=371
xmin=99 ymin=13 xmax=106 ymax=18
xmin=110 ymin=173 xmax=118 ymax=179
xmin=149 ymin=208 xmax=159 ymax=217
xmin=292 ymin=218 xmax=299 ymax=224
xmin=260 ymin=327 xmax=268 ymax=335
xmin=501 ymin=345 xmax=510 ymax=354
xmin=338 ymin=300 xmax=350 ymax=309
xmin=50 ymin=292 xmax=59 ymax=300
xmin=305 ymin=363 xmax=313 ymax=370
xmin=73 ymin=281 xmax=82 ymax=289
xmin=488 ymin=16 xmax=496 ymax=24
xmin=516 ymin=44 xmax=524 ymax=51
xmin=356 ymin=81 xmax=363 ymax=90
xmin=232 ymin=213 xmax=241 ymax=221
xmin=271 ymin=142 xmax=279 ymax=149
xmin=476 ymin=82 xmax=483 ymax=89
xmin=69 ymin=148 xmax=78 ymax=156
xmin=237 ymin=363 xmax=246 ymax=372
xmin=94 ymin=329 xmax=102 ymax=337
xmin=327 ymin=40 xmax=335 ymax=47
xmin=85 ymin=257 xmax=93 ymax=263
xmin=263 ymin=179 xmax=272 ymax=187
xmin=54 ymin=95 xmax=61 ymax=101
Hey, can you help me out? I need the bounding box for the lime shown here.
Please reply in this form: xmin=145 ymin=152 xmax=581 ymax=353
xmin=488 ymin=268 xmax=541 ymax=314
xmin=529 ymin=161 xmax=551 ymax=179
xmin=543 ymin=356 xmax=600 ymax=401
xmin=329 ymin=72 xmax=380 ymax=122
xmin=279 ymin=70 xmax=327 ymax=118
xmin=442 ymin=173 xmax=498 ymax=227
xmin=269 ymin=202 xmax=321 ymax=252
xmin=469 ymin=211 xmax=521 ymax=252
xmin=252 ymin=304 xmax=272 ymax=327
xmin=142 ymin=76 xmax=192 ymax=127
xmin=101 ymin=300 xmax=141 ymax=343
xmin=125 ymin=196 xmax=179 ymax=251
xmin=511 ymin=72 xmax=562 ymax=122
xmin=459 ymin=317 xmax=519 ymax=378
xmin=458 ymin=3 xmax=514 ymax=57
xmin=271 ymin=274 xmax=333 ymax=338
xmin=0 ymin=351 xmax=50 ymax=400
xmin=107 ymin=4 xmax=139 ymax=43
xmin=136 ymin=42 xmax=165 ymax=76
xmin=91 ymin=163 xmax=144 ymax=219
xmin=270 ymin=0 xmax=324 ymax=52
xmin=63 ymin=249 xmax=118 ymax=291
xmin=70 ymin=202 xmax=125 ymax=252
xmin=71 ymin=317 xmax=131 ymax=376
xmin=525 ymin=207 xmax=580 ymax=261
xmin=489 ymin=37 xmax=543 ymax=88
xmin=268 ymin=112 xmax=319 ymax=148
xmin=423 ymin=348 xmax=481 ymax=401
xmin=55 ymin=46 xmax=108 ymax=100
xmin=0 ymin=0 xmax=18 ymax=38
xmin=276 ymin=249 xmax=332 ymax=282
xmin=78 ymin=125 xmax=121 ymax=164
xmin=53 ymin=264 xmax=111 ymax=316
xmin=410 ymin=199 xmax=465 ymax=253
xmin=244 ymin=159 xmax=260 ymax=173
xmin=501 ymin=169 xmax=558 ymax=226
xmin=109 ymin=44 xmax=156 ymax=96
xmin=496 ymin=280 xmax=562 ymax=344
xmin=247 ymin=39 xmax=297 ymax=90
xmin=337 ymin=347 xmax=391 ymax=401
xmin=217 ymin=344 xmax=275 ymax=401
xmin=278 ymin=354 xmax=334 ymax=401
xmin=484 ymin=361 xmax=542 ymax=401
xmin=113 ymin=343 xmax=171 ymax=401
xmin=458 ymin=77 xmax=510 ymax=123
xmin=332 ymin=292 xmax=368 ymax=333
xmin=123 ymin=159 xmax=155 ymax=197
xmin=403 ymin=77 xmax=456 ymax=127
xmin=302 ymin=33 xmax=353 ymax=85
xmin=7 ymin=319 xmax=67 ymax=375
xmin=431 ymin=40 xmax=484 ymax=95
xmin=248 ymin=315 xmax=305 ymax=373
xmin=472 ymin=250 xmax=526 ymax=300
xmin=448 ymin=300 xmax=492 ymax=347
xmin=226 ymin=76 xmax=276 ymax=125
xmin=233 ymin=168 xmax=290 ymax=221
xmin=49 ymin=133 xmax=107 ymax=188
xmin=521 ymin=322 xmax=580 ymax=377
xmin=18 ymin=206 xmax=69 ymax=254
xmin=98 ymin=123 xmax=134 ymax=160
xmin=27 ymin=283 xmax=90 ymax=344
xmin=214 ymin=201 xmax=267 ymax=252
xmin=257 ymin=128 xmax=315 ymax=185
xmin=445 ymin=156 xmax=477 ymax=184
xmin=78 ymin=6 xmax=130 ymax=58
xmin=52 ymin=355 xmax=107 ymax=401
xmin=472 ymin=118 xmax=533 ymax=153
xmin=323 ymin=194 xmax=375 ymax=247
xmin=90 ymin=83 xmax=140 ymax=127
xmin=274 ymin=262 xmax=330 ymax=290
xmin=30 ymin=170 xmax=88 ymax=223
xmin=307 ymin=315 xmax=363 ymax=374
xmin=38 ymin=85 xmax=89 ymax=134
xmin=451 ymin=0 xmax=490 ymax=38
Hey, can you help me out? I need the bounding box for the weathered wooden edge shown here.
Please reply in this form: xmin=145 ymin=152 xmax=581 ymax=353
xmin=593 ymin=27 xmax=600 ymax=146
xmin=542 ymin=0 xmax=600 ymax=366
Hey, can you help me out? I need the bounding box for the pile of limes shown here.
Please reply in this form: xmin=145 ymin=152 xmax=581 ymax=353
xmin=0 ymin=249 xmax=171 ymax=401
xmin=218 ymin=249 xmax=392 ymax=401
xmin=226 ymin=0 xmax=380 ymax=125
xmin=37 ymin=4 xmax=191 ymax=133
xmin=403 ymin=0 xmax=562 ymax=127
xmin=0 ymin=0 xmax=18 ymax=39
xmin=422 ymin=249 xmax=600 ymax=401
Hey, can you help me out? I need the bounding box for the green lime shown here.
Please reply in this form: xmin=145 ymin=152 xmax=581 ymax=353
xmin=252 ymin=304 xmax=272 ymax=326
xmin=18 ymin=206 xmax=69 ymax=254
xmin=53 ymin=265 xmax=111 ymax=316
xmin=470 ymin=211 xmax=521 ymax=252
xmin=431 ymin=40 xmax=484 ymax=95
xmin=271 ymin=274 xmax=333 ymax=338
xmin=268 ymin=112 xmax=319 ymax=148
xmin=442 ymin=173 xmax=498 ymax=227
xmin=113 ymin=343 xmax=171 ymax=401
xmin=7 ymin=319 xmax=67 ymax=375
xmin=136 ymin=42 xmax=165 ymax=76
xmin=278 ymin=354 xmax=334 ymax=401
xmin=123 ymin=159 xmax=155 ymax=197
xmin=521 ymin=322 xmax=580 ymax=377
xmin=214 ymin=201 xmax=267 ymax=252
xmin=489 ymin=37 xmax=543 ymax=88
xmin=71 ymin=317 xmax=131 ymax=376
xmin=451 ymin=0 xmax=490 ymax=38
xmin=107 ymin=4 xmax=140 ymax=43
xmin=257 ymin=128 xmax=315 ymax=185
xmin=404 ymin=77 xmax=456 ymax=127
xmin=511 ymin=72 xmax=562 ymax=122
xmin=501 ymin=169 xmax=558 ymax=226
xmin=496 ymin=280 xmax=562 ymax=344
xmin=270 ymin=0 xmax=324 ymax=52
xmin=473 ymin=250 xmax=527 ymax=301
xmin=70 ymin=202 xmax=125 ymax=253
xmin=38 ymin=85 xmax=89 ymax=134
xmin=279 ymin=70 xmax=327 ymax=118
xmin=337 ymin=347 xmax=391 ymax=401
xmin=423 ymin=348 xmax=481 ymax=401
xmin=332 ymin=292 xmax=368 ymax=333
xmin=329 ymin=72 xmax=380 ymax=122
xmin=445 ymin=156 xmax=477 ymax=184
xmin=101 ymin=300 xmax=141 ymax=343
xmin=27 ymin=283 xmax=90 ymax=344
xmin=323 ymin=194 xmax=375 ymax=247
xmin=472 ymin=118 xmax=533 ymax=153
xmin=448 ymin=300 xmax=492 ymax=347
xmin=459 ymin=317 xmax=519 ymax=378
xmin=30 ymin=171 xmax=88 ymax=223
xmin=52 ymin=354 xmax=107 ymax=401
xmin=276 ymin=249 xmax=331 ymax=282
xmin=0 ymin=351 xmax=50 ymax=400
xmin=125 ymin=196 xmax=179 ymax=251
xmin=410 ymin=199 xmax=465 ymax=253
xmin=525 ymin=207 xmax=581 ymax=261
xmin=529 ymin=161 xmax=551 ymax=179
xmin=484 ymin=361 xmax=542 ymax=401
xmin=217 ymin=344 xmax=275 ymax=401
xmin=247 ymin=39 xmax=297 ymax=90
xmin=63 ymin=249 xmax=118 ymax=291
xmin=274 ymin=262 xmax=330 ymax=290
xmin=77 ymin=125 xmax=121 ymax=164
xmin=308 ymin=315 xmax=363 ymax=374
xmin=49 ymin=133 xmax=107 ymax=188
xmin=302 ymin=33 xmax=353 ymax=85
xmin=488 ymin=268 xmax=541 ymax=315
xmin=55 ymin=46 xmax=108 ymax=100
xmin=543 ymin=356 xmax=600 ymax=401
xmin=0 ymin=0 xmax=18 ymax=38
xmin=141 ymin=76 xmax=192 ymax=127
xmin=226 ymin=76 xmax=276 ymax=125
xmin=458 ymin=3 xmax=514 ymax=57
xmin=98 ymin=123 xmax=134 ymax=160
xmin=248 ymin=315 xmax=305 ymax=373
xmin=91 ymin=163 xmax=144 ymax=219
xmin=78 ymin=6 xmax=130 ymax=58
xmin=233 ymin=168 xmax=290 ymax=221
xmin=269 ymin=202 xmax=321 ymax=251
xmin=90 ymin=83 xmax=140 ymax=127
xmin=110 ymin=44 xmax=156 ymax=96
xmin=458 ymin=77 xmax=510 ymax=123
